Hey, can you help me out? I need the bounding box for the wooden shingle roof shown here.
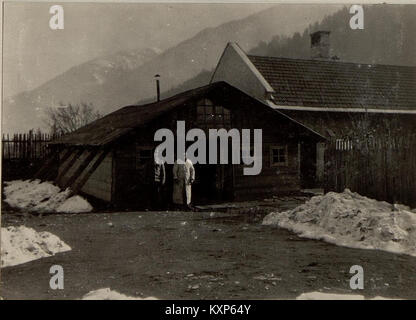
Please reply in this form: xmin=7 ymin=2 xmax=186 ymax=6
xmin=248 ymin=55 xmax=416 ymax=111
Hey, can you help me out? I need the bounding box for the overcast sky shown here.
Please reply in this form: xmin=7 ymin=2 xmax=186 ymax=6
xmin=3 ymin=2 xmax=278 ymax=98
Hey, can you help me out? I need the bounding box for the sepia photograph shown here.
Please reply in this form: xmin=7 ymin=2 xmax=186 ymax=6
xmin=0 ymin=0 xmax=415 ymax=304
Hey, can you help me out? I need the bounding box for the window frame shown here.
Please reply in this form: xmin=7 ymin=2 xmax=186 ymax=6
xmin=270 ymin=145 xmax=288 ymax=167
xmin=196 ymin=98 xmax=231 ymax=128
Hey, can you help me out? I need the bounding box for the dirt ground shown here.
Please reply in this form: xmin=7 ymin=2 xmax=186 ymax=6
xmin=1 ymin=208 xmax=416 ymax=300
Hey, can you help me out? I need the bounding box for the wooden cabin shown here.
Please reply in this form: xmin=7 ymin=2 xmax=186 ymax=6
xmin=48 ymin=82 xmax=323 ymax=207
xmin=46 ymin=35 xmax=416 ymax=208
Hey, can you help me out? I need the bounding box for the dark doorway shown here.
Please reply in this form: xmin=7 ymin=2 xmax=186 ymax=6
xmin=193 ymin=164 xmax=218 ymax=204
xmin=192 ymin=163 xmax=234 ymax=205
xmin=300 ymin=141 xmax=317 ymax=188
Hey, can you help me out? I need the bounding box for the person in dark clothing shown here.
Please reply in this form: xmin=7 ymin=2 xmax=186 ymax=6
xmin=153 ymin=150 xmax=166 ymax=210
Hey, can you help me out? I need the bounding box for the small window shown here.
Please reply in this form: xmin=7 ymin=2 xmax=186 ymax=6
xmin=203 ymin=98 xmax=214 ymax=106
xmin=270 ymin=146 xmax=288 ymax=166
xmin=205 ymin=105 xmax=213 ymax=115
xmin=197 ymin=114 xmax=205 ymax=123
xmin=224 ymin=109 xmax=231 ymax=122
xmin=195 ymin=98 xmax=231 ymax=128
xmin=206 ymin=114 xmax=215 ymax=123
xmin=197 ymin=105 xmax=205 ymax=115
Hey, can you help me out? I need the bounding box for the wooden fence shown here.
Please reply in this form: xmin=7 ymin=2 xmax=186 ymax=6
xmin=325 ymin=135 xmax=416 ymax=207
xmin=2 ymin=132 xmax=60 ymax=181
xmin=2 ymin=132 xmax=60 ymax=160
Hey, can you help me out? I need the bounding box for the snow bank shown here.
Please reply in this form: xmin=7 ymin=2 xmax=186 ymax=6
xmin=57 ymin=196 xmax=93 ymax=213
xmin=263 ymin=189 xmax=416 ymax=257
xmin=1 ymin=226 xmax=71 ymax=267
xmin=296 ymin=291 xmax=401 ymax=300
xmin=81 ymin=288 xmax=158 ymax=300
xmin=296 ymin=292 xmax=364 ymax=300
xmin=3 ymin=179 xmax=93 ymax=213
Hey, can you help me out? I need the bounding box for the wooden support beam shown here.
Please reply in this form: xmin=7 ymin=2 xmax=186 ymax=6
xmin=62 ymin=149 xmax=99 ymax=190
xmin=71 ymin=149 xmax=110 ymax=195
xmin=55 ymin=148 xmax=84 ymax=187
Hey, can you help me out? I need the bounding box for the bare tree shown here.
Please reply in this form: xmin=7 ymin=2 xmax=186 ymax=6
xmin=45 ymin=102 xmax=101 ymax=135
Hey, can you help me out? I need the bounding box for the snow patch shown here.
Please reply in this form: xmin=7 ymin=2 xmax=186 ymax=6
xmin=81 ymin=288 xmax=158 ymax=300
xmin=296 ymin=292 xmax=364 ymax=300
xmin=57 ymin=196 xmax=93 ymax=213
xmin=1 ymin=226 xmax=71 ymax=267
xmin=3 ymin=179 xmax=93 ymax=214
xmin=263 ymin=189 xmax=416 ymax=257
xmin=296 ymin=291 xmax=401 ymax=300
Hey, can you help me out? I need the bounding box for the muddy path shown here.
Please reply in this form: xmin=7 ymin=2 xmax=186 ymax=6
xmin=1 ymin=210 xmax=415 ymax=299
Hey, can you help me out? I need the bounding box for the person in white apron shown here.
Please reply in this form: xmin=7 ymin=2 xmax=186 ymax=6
xmin=172 ymin=154 xmax=195 ymax=210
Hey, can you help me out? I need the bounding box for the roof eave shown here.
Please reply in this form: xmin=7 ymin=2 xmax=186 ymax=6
xmin=268 ymin=102 xmax=416 ymax=114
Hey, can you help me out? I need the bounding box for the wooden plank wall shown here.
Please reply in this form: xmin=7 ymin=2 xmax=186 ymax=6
xmin=230 ymin=103 xmax=305 ymax=199
xmin=58 ymin=150 xmax=92 ymax=187
xmin=81 ymin=152 xmax=113 ymax=202
xmin=112 ymin=139 xmax=138 ymax=205
xmin=55 ymin=147 xmax=113 ymax=202
xmin=111 ymin=93 xmax=321 ymax=205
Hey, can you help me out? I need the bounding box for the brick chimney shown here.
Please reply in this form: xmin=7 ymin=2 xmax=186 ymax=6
xmin=310 ymin=31 xmax=330 ymax=60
